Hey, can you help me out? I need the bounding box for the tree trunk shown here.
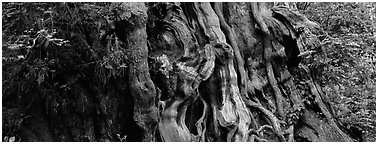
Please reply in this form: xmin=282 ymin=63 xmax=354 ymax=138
xmin=4 ymin=2 xmax=357 ymax=142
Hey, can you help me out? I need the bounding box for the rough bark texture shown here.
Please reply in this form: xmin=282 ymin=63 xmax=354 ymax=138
xmin=6 ymin=2 xmax=357 ymax=142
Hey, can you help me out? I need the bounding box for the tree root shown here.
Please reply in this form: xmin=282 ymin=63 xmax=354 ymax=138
xmin=307 ymin=80 xmax=352 ymax=141
xmin=251 ymin=2 xmax=285 ymax=119
xmin=242 ymin=96 xmax=285 ymax=141
xmin=284 ymin=125 xmax=294 ymax=142
xmin=250 ymin=134 xmax=269 ymax=142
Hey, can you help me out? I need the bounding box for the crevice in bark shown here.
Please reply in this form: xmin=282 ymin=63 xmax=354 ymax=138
xmin=213 ymin=3 xmax=248 ymax=99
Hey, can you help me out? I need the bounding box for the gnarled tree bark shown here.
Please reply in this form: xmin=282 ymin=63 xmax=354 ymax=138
xmin=5 ymin=2 xmax=357 ymax=142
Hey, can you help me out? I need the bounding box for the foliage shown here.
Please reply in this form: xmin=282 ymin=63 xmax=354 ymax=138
xmin=2 ymin=108 xmax=27 ymax=142
xmin=2 ymin=3 xmax=54 ymax=41
xmin=300 ymin=2 xmax=376 ymax=141
xmin=2 ymin=3 xmax=128 ymax=141
xmin=94 ymin=34 xmax=129 ymax=85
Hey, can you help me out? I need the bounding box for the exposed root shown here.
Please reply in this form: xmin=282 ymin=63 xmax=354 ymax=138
xmin=250 ymin=134 xmax=269 ymax=142
xmin=251 ymin=2 xmax=285 ymax=119
xmin=242 ymin=96 xmax=285 ymax=141
xmin=284 ymin=125 xmax=294 ymax=142
xmin=302 ymin=65 xmax=353 ymax=141
xmin=314 ymin=81 xmax=336 ymax=116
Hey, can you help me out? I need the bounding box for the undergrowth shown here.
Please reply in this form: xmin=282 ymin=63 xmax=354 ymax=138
xmin=301 ymin=2 xmax=376 ymax=141
xmin=2 ymin=3 xmax=129 ymax=141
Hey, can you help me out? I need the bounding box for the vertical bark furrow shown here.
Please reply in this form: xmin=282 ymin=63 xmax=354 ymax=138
xmin=213 ymin=3 xmax=248 ymax=99
xmin=146 ymin=3 xmax=219 ymax=142
xmin=193 ymin=2 xmax=253 ymax=141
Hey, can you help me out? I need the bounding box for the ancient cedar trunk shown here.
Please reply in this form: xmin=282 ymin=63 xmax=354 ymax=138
xmin=4 ymin=2 xmax=357 ymax=142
